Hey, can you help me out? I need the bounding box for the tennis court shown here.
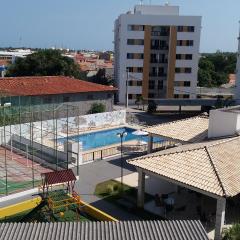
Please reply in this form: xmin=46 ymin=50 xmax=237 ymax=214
xmin=0 ymin=147 xmax=51 ymax=196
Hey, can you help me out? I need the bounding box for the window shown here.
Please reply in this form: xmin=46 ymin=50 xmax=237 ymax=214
xmin=128 ymin=25 xmax=145 ymax=31
xmin=183 ymin=94 xmax=190 ymax=98
xmin=185 ymin=68 xmax=192 ymax=73
xmin=177 ymin=26 xmax=195 ymax=32
xmin=107 ymin=93 xmax=112 ymax=98
xmin=148 ymin=93 xmax=155 ymax=98
xmin=127 ymin=39 xmax=144 ymax=45
xmin=186 ymin=40 xmax=194 ymax=46
xmin=43 ymin=96 xmax=52 ymax=104
xmin=188 ymin=26 xmax=195 ymax=32
xmin=174 ymin=94 xmax=179 ymax=98
xmin=137 ymin=81 xmax=142 ymax=86
xmin=185 ymin=54 xmax=193 ymax=60
xmin=127 ymin=67 xmax=133 ymax=72
xmin=87 ymin=94 xmax=93 ymax=100
xmin=151 ymin=40 xmax=168 ymax=50
xmin=176 ymin=54 xmax=181 ymax=60
xmin=127 ymin=53 xmax=134 ymax=59
xmin=177 ymin=26 xmax=184 ymax=32
xmin=127 ymin=67 xmax=143 ymax=73
xmin=175 ymin=68 xmax=192 ymax=73
xmin=63 ymin=96 xmax=70 ymax=102
xmin=127 ymin=53 xmax=144 ymax=59
xmin=149 ymin=80 xmax=155 ymax=90
xmin=175 ymin=68 xmax=181 ymax=73
xmin=184 ymin=81 xmax=191 ymax=87
xmin=176 ymin=54 xmax=192 ymax=60
xmin=158 ymin=81 xmax=163 ymax=90
xmin=128 ymin=80 xmax=133 ymax=86
xmin=128 ymin=94 xmax=133 ymax=100
xmin=177 ymin=40 xmax=194 ymax=46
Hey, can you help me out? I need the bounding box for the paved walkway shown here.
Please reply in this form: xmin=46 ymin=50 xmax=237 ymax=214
xmin=74 ymin=154 xmax=141 ymax=220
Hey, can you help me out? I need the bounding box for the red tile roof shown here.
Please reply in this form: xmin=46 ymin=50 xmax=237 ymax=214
xmin=41 ymin=169 xmax=76 ymax=185
xmin=0 ymin=76 xmax=117 ymax=96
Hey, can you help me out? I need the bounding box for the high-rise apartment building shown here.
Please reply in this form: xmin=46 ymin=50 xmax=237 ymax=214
xmin=114 ymin=4 xmax=202 ymax=104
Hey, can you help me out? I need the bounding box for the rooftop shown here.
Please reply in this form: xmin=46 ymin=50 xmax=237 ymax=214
xmin=0 ymin=220 xmax=208 ymax=240
xmin=0 ymin=76 xmax=116 ymax=97
xmin=134 ymin=4 xmax=179 ymax=16
xmin=144 ymin=116 xmax=209 ymax=143
xmin=128 ymin=136 xmax=240 ymax=197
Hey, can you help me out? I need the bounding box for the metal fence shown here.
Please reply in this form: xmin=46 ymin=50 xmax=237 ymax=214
xmin=82 ymin=140 xmax=176 ymax=164
xmin=0 ymin=95 xmax=82 ymax=197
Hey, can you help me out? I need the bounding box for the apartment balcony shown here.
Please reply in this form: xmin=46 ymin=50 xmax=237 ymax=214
xmin=149 ymin=73 xmax=167 ymax=77
xmin=150 ymin=59 xmax=168 ymax=64
xmin=151 ymin=46 xmax=169 ymax=51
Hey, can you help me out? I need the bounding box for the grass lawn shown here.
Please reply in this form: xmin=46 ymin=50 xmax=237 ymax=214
xmin=1 ymin=190 xmax=95 ymax=223
xmin=95 ymin=179 xmax=163 ymax=220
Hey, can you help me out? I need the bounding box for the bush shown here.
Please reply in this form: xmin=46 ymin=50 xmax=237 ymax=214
xmin=147 ymin=101 xmax=157 ymax=113
xmin=88 ymin=103 xmax=106 ymax=114
xmin=223 ymin=223 xmax=240 ymax=239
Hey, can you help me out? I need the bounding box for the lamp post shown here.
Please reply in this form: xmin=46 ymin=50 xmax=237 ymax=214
xmin=117 ymin=131 xmax=127 ymax=191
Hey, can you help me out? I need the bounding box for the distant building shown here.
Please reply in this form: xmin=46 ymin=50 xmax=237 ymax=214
xmin=0 ymin=76 xmax=116 ymax=119
xmin=114 ymin=4 xmax=201 ymax=104
xmin=0 ymin=49 xmax=33 ymax=63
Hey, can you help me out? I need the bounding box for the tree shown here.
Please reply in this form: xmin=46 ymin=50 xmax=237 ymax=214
xmin=88 ymin=103 xmax=106 ymax=114
xmin=6 ymin=49 xmax=85 ymax=79
xmin=88 ymin=68 xmax=113 ymax=86
xmin=223 ymin=223 xmax=240 ymax=239
xmin=147 ymin=100 xmax=157 ymax=113
xmin=135 ymin=95 xmax=144 ymax=110
xmin=198 ymin=52 xmax=237 ymax=87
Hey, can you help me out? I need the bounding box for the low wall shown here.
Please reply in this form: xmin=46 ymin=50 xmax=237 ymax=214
xmin=0 ymin=197 xmax=42 ymax=219
xmin=10 ymin=134 xmax=72 ymax=169
xmin=79 ymin=199 xmax=118 ymax=222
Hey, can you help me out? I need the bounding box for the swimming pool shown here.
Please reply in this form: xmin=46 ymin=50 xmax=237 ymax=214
xmin=58 ymin=127 xmax=162 ymax=151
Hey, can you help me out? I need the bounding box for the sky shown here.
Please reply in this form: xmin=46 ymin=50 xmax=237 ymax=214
xmin=1 ymin=0 xmax=240 ymax=53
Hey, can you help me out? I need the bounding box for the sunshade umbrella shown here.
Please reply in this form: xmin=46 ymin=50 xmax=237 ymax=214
xmin=132 ymin=130 xmax=148 ymax=136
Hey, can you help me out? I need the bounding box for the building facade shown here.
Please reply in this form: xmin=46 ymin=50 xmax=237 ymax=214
xmin=114 ymin=4 xmax=201 ymax=104
xmin=0 ymin=76 xmax=116 ymax=121
xmin=235 ymin=28 xmax=240 ymax=102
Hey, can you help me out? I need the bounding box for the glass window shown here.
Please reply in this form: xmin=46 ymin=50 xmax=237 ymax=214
xmin=184 ymin=81 xmax=191 ymax=87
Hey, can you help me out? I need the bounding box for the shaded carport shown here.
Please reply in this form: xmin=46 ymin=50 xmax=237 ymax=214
xmin=128 ymin=136 xmax=240 ymax=240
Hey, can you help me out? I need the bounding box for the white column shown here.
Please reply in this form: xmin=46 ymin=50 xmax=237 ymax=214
xmin=148 ymin=134 xmax=153 ymax=154
xmin=214 ymin=198 xmax=226 ymax=240
xmin=137 ymin=168 xmax=145 ymax=208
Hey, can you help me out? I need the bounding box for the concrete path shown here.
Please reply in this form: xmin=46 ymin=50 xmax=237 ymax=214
xmin=74 ymin=154 xmax=141 ymax=220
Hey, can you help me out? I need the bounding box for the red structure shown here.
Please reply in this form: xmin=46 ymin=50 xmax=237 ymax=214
xmin=41 ymin=169 xmax=77 ymax=195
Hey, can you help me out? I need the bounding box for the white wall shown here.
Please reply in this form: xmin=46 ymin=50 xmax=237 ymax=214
xmin=115 ymin=5 xmax=202 ymax=104
xmin=208 ymin=109 xmax=240 ymax=138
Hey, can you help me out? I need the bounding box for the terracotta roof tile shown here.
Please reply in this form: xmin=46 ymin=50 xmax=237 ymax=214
xmin=0 ymin=76 xmax=117 ymax=97
xmin=144 ymin=116 xmax=209 ymax=143
xmin=128 ymin=137 xmax=240 ymax=197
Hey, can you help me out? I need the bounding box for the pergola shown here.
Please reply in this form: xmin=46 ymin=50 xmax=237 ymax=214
xmin=144 ymin=116 xmax=209 ymax=153
xmin=41 ymin=169 xmax=77 ymax=195
xmin=128 ymin=136 xmax=240 ymax=240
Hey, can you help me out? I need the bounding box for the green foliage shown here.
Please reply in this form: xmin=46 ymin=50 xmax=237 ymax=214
xmin=6 ymin=49 xmax=85 ymax=79
xmin=88 ymin=103 xmax=106 ymax=114
xmin=198 ymin=52 xmax=237 ymax=87
xmin=147 ymin=100 xmax=157 ymax=113
xmin=223 ymin=223 xmax=240 ymax=240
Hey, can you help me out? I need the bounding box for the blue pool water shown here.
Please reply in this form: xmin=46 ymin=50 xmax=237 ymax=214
xmin=58 ymin=127 xmax=162 ymax=151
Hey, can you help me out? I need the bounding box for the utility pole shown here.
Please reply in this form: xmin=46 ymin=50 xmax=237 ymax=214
xmin=125 ymin=69 xmax=129 ymax=109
